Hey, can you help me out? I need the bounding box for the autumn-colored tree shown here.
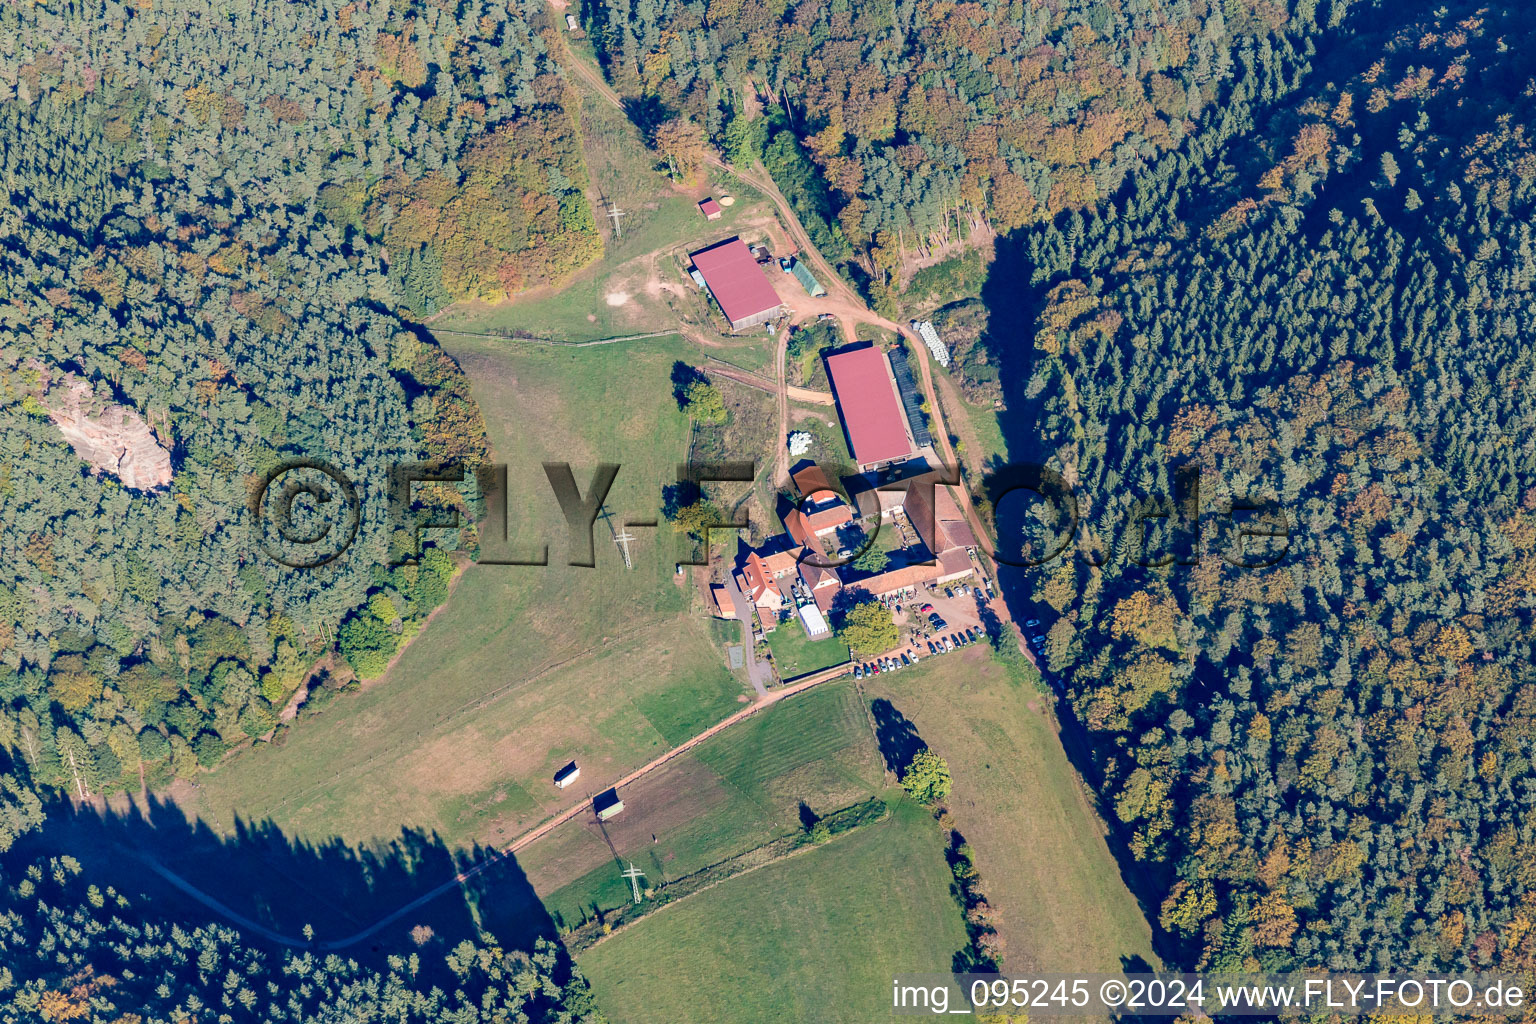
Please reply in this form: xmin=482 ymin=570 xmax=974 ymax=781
xmin=835 ymin=598 xmax=898 ymax=655
xmin=652 ymin=118 xmax=706 ymax=180
xmin=48 ymin=656 xmax=102 ymax=713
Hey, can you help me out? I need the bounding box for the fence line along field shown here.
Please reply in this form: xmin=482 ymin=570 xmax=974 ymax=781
xmin=176 ymin=336 xmax=754 ymax=848
xmin=577 ymin=798 xmax=967 ymax=1024
xmin=519 ymin=679 xmax=883 ymax=929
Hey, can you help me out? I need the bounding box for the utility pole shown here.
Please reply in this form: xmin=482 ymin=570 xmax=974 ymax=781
xmin=596 ymin=504 xmax=635 ymax=569
xmin=614 ymin=527 xmax=636 ymax=570
xmin=621 ymin=863 xmax=646 ymax=904
xmin=602 ymin=196 xmax=626 ymax=239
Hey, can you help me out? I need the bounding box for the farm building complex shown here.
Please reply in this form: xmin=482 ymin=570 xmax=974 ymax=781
xmin=689 ymin=237 xmax=784 ymax=332
xmin=728 ymin=450 xmax=978 ymax=648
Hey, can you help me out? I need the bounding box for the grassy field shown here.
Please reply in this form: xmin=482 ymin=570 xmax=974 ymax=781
xmin=519 ymin=679 xmax=884 ymax=929
xmin=178 ymin=335 xmax=754 ymax=849
xmin=943 ymin=379 xmax=1009 ymax=479
xmin=786 ymin=402 xmax=853 ymax=467
xmin=863 ymin=647 xmax=1158 ymax=973
xmin=688 ymin=375 xmax=781 ymax=532
xmin=579 ymin=798 xmax=966 ymax=1024
xmin=765 ymin=625 xmax=849 ymax=678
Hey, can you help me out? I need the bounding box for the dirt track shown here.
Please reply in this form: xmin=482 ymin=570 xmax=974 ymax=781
xmin=707 ymin=360 xmax=833 ymax=406
xmin=507 ymin=662 xmax=850 ymax=854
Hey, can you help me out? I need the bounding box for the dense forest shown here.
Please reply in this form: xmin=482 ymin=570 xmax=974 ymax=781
xmin=585 ymin=0 xmax=1331 ymax=302
xmin=0 ymin=0 xmax=606 ymax=802
xmin=0 ymin=848 xmax=604 ymax=1023
xmin=997 ymin=0 xmax=1536 ymax=976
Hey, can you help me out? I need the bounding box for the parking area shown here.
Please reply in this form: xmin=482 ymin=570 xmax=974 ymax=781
xmin=849 ymin=577 xmax=1000 ymax=679
xmin=899 ymin=579 xmax=996 ymax=654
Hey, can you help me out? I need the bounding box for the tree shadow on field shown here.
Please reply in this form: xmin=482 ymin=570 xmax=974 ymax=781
xmin=797 ymin=800 xmax=821 ymax=831
xmin=1122 ymin=953 xmax=1157 ymax=974
xmin=623 ymin=96 xmax=675 ymax=145
xmin=974 ymin=593 xmax=1005 ymax=650
xmin=869 ymin=698 xmax=927 ymax=778
xmin=8 ymin=789 xmax=562 ymax=990
xmin=671 ymin=360 xmax=708 ymax=409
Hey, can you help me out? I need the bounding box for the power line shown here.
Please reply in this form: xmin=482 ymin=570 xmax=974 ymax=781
xmin=621 ymin=863 xmax=645 ymax=904
xmin=614 ymin=528 xmax=636 ymax=570
xmin=601 ymin=195 xmax=626 ymax=239
xmin=597 ymin=504 xmax=636 ymax=570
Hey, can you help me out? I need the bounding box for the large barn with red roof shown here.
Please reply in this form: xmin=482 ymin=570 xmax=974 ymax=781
xmin=824 ymin=345 xmax=919 ymax=471
xmin=689 ymin=238 xmax=783 ymax=332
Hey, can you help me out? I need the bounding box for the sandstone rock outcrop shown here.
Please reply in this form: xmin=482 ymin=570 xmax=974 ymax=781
xmin=42 ymin=374 xmax=173 ymax=491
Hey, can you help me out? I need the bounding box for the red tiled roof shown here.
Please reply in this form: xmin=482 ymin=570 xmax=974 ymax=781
xmin=791 ymin=464 xmax=834 ymax=497
xmin=742 ymin=553 xmax=773 ymax=601
xmin=707 ymin=583 xmax=731 ymax=617
xmin=805 ymin=504 xmax=853 ymax=534
xmin=784 ymin=508 xmax=811 ymax=546
xmin=853 ymin=562 xmax=941 ymax=596
xmin=937 ymin=547 xmax=974 ymax=581
xmin=799 ymin=560 xmax=840 ymax=591
xmin=759 ymin=546 xmax=802 ymax=577
xmin=698 ymin=198 xmax=723 ymax=217
xmin=936 ymin=485 xmax=965 ymax=522
xmin=785 ymin=496 xmax=851 ymax=545
xmin=934 ymin=485 xmax=977 ymax=547
xmin=690 ymin=238 xmax=781 ymax=326
xmin=825 ymin=346 xmax=913 ymax=465
xmin=812 ymin=579 xmax=842 ymax=612
xmin=942 ymin=516 xmax=977 ymax=550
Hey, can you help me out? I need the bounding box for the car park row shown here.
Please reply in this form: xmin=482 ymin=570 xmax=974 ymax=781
xmin=852 ymin=625 xmax=983 ymax=679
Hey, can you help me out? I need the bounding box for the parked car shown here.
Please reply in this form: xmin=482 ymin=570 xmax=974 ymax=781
xmin=1025 ymin=618 xmax=1040 ymax=627
xmin=927 ymin=640 xmax=938 ymax=654
xmin=919 ymin=603 xmax=934 ymax=614
xmin=943 ymin=637 xmax=954 ymax=651
xmin=901 ymin=652 xmax=912 ymax=666
xmin=871 ymin=661 xmax=880 ymax=675
xmin=1032 ymin=635 xmax=1046 ymax=645
xmin=853 ymin=664 xmax=863 ymax=679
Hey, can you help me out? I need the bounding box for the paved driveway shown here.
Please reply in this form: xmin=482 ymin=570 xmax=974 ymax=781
xmin=723 ymin=574 xmax=772 ymax=695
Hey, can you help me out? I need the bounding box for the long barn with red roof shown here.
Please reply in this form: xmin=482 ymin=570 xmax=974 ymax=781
xmin=689 ymin=238 xmax=783 ymax=332
xmin=824 ymin=344 xmax=919 ymax=471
